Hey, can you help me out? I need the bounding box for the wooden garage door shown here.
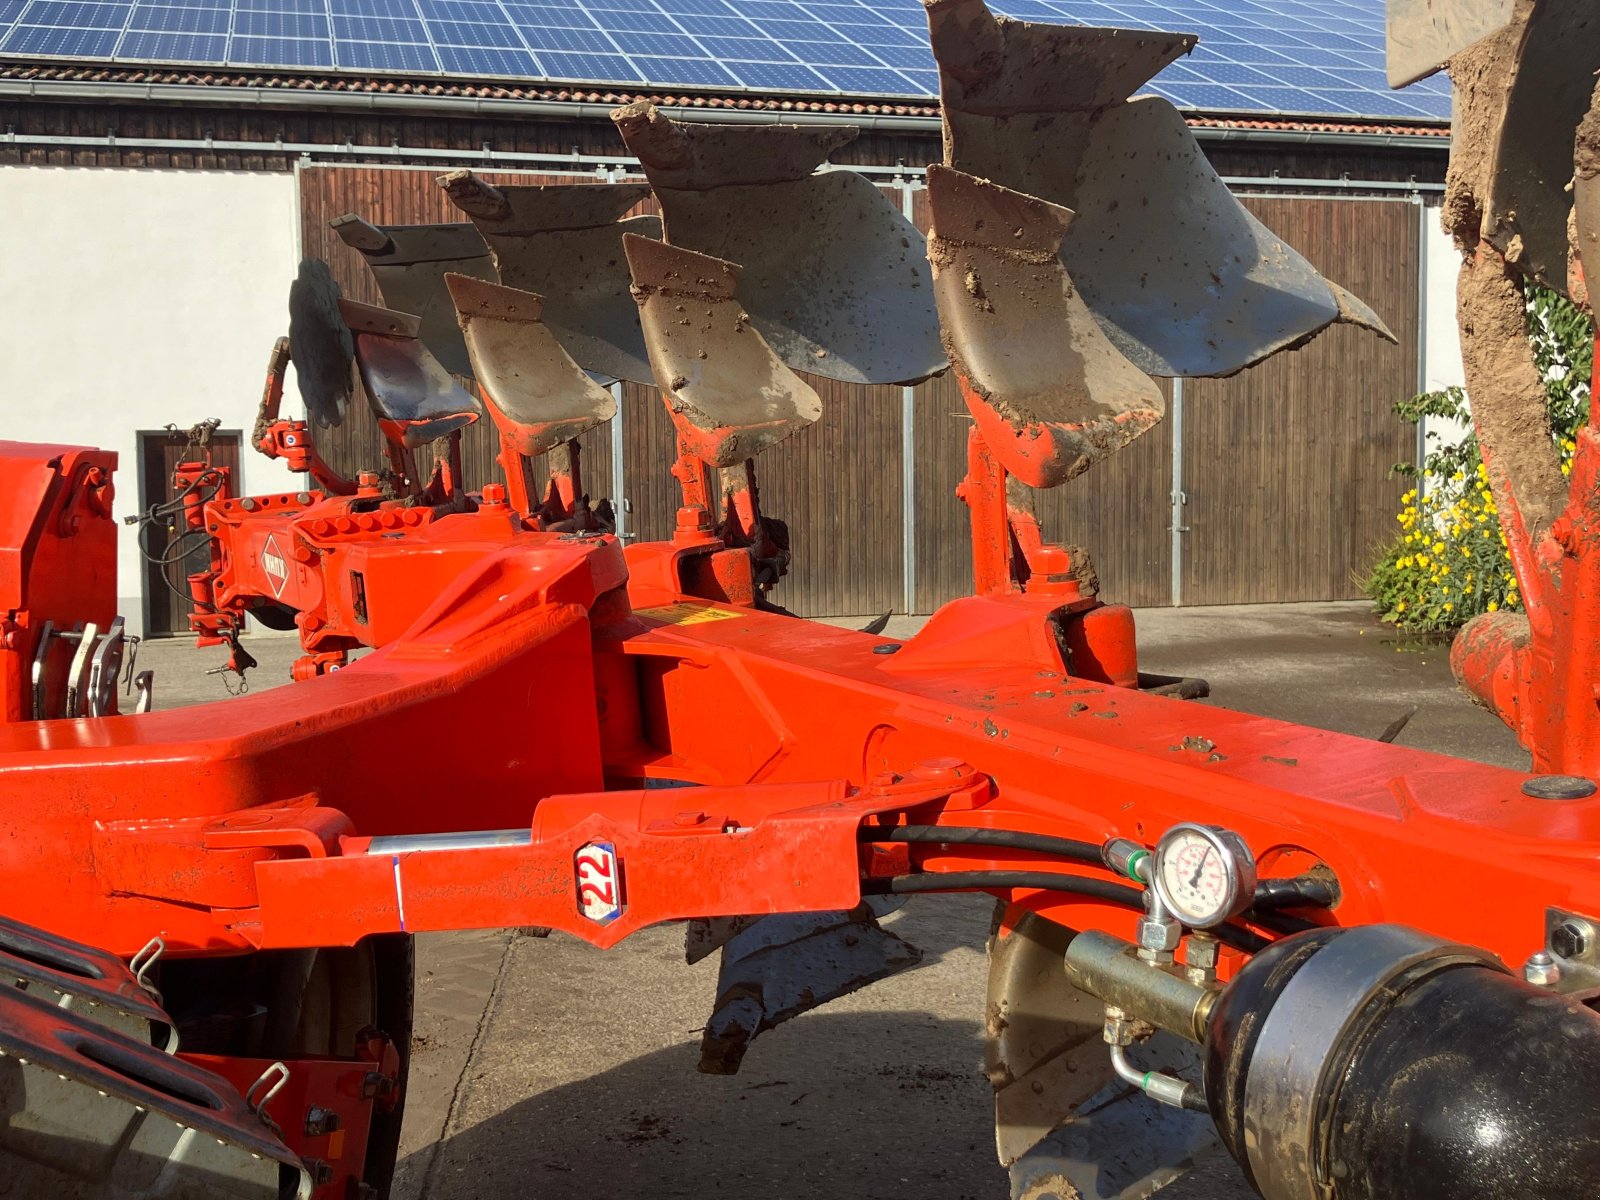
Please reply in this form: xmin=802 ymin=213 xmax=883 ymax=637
xmin=1179 ymin=197 xmax=1421 ymax=605
xmin=140 ymin=430 xmax=241 ymax=635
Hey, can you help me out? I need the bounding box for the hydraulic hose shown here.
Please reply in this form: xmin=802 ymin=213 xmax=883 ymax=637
xmin=859 ymin=824 xmax=1105 ymax=867
xmin=861 ymin=826 xmax=1335 ymax=924
xmin=861 ymin=870 xmax=1270 ymax=953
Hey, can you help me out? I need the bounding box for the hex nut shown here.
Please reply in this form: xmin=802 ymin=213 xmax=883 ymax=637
xmin=1137 ymin=914 xmax=1182 ymax=954
xmin=1524 ymin=951 xmax=1563 ymax=989
xmin=1185 ymin=934 xmax=1220 ymax=971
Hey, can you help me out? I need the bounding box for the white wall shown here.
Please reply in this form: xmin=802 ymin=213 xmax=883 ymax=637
xmin=0 ymin=165 xmax=304 ymax=637
xmin=1420 ymin=200 xmax=1471 ymax=479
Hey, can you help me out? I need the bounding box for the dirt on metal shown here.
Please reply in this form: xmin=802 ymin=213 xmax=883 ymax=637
xmin=1574 ymin=81 xmax=1600 ymax=309
xmin=623 ymin=234 xmax=821 ymax=468
xmin=1383 ymin=0 xmax=1516 ymax=87
xmin=924 ymin=0 xmax=1393 ymax=380
xmin=612 ymin=102 xmax=945 ymax=387
xmin=1439 ymin=0 xmax=1600 ymax=292
xmin=330 ymin=215 xmax=495 ymax=379
xmin=438 ymin=171 xmax=663 ymax=387
xmin=338 ymin=297 xmax=483 ymax=448
xmin=446 ymin=273 xmax=615 ymax=458
xmin=926 ymin=164 xmax=1162 ymax=489
xmin=1455 ymin=247 xmax=1567 ymax=542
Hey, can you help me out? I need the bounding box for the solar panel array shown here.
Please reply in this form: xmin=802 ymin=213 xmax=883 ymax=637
xmin=0 ymin=0 xmax=1452 ymax=120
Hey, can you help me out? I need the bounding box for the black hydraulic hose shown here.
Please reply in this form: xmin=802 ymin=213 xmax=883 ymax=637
xmin=864 ymin=827 xmax=1339 ymax=919
xmin=1250 ymin=875 xmax=1339 ymax=911
xmin=861 ymin=871 xmax=1271 ymax=954
xmin=861 ymin=824 xmax=1106 ymax=868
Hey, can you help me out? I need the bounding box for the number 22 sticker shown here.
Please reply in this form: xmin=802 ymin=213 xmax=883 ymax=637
xmin=574 ymin=841 xmax=624 ymax=924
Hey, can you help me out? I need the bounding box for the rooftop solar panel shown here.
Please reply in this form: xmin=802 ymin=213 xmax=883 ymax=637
xmin=0 ymin=0 xmax=1454 ymax=121
xmin=230 ymin=31 xmax=331 ymax=60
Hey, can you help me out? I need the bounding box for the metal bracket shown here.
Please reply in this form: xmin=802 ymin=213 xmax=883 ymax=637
xmin=1543 ymin=907 xmax=1600 ymax=994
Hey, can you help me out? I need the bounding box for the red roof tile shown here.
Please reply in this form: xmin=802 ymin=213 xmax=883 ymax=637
xmin=0 ymin=60 xmax=1450 ymax=138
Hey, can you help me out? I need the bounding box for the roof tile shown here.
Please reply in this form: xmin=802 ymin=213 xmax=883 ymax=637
xmin=0 ymin=61 xmax=1449 ymax=137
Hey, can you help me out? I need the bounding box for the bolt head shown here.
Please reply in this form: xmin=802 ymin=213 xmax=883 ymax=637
xmin=1521 ymin=775 xmax=1598 ymax=800
xmin=1551 ymin=920 xmax=1593 ymax=961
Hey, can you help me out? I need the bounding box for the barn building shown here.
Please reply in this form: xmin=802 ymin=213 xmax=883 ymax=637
xmin=0 ymin=0 xmax=1462 ymax=635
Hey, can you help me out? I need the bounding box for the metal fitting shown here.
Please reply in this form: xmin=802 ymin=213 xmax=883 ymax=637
xmin=1550 ymin=919 xmax=1594 ymax=962
xmin=1102 ymin=1005 xmax=1136 ymax=1047
xmin=1109 ymin=1043 xmax=1202 ymax=1112
xmin=1137 ymin=912 xmax=1182 ymax=958
xmin=1184 ymin=932 xmax=1221 ymax=985
xmin=304 ymin=1106 xmax=341 ymax=1137
xmin=1524 ymin=950 xmax=1563 ymax=988
xmin=1065 ymin=930 xmax=1218 ymax=1044
xmin=1102 ymin=837 xmax=1151 ymax=882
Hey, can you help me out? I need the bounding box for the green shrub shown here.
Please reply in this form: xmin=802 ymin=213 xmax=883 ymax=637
xmin=1365 ymin=285 xmax=1591 ymax=633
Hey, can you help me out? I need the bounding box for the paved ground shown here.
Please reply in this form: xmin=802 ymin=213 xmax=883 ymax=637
xmin=140 ymin=601 xmax=1527 ymax=1200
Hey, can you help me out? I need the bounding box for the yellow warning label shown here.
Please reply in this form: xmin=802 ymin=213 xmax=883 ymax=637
xmin=635 ymin=602 xmax=745 ymax=626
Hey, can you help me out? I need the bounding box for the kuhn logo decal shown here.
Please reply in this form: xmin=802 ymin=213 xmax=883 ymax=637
xmin=261 ymin=533 xmax=289 ymax=599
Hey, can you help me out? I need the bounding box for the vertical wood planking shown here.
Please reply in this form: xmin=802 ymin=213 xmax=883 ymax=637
xmin=298 ymin=165 xmax=613 ymax=497
xmin=302 ymin=168 xmax=1420 ymax=615
xmin=1180 ymin=197 xmax=1420 ymax=604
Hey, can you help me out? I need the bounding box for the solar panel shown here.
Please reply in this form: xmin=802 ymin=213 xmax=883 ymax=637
xmin=126 ymin=6 xmax=231 ymax=34
xmin=0 ymin=0 xmax=1454 ymax=121
xmin=230 ymin=31 xmax=330 ymax=61
xmin=537 ymin=48 xmax=640 ymax=80
xmin=232 ymin=7 xmax=327 ymax=35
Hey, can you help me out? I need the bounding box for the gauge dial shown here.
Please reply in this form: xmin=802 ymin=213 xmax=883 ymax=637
xmin=1152 ymin=824 xmax=1256 ymax=928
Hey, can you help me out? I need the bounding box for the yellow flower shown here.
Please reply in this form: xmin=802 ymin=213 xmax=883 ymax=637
xmin=1396 ymin=601 xmax=1407 ymax=613
xmin=1440 ymin=565 xmax=1449 ymax=576
xmin=1563 ymin=462 xmax=1572 ymax=476
xmin=1488 ymin=600 xmax=1499 ymax=612
xmin=1444 ymin=602 xmax=1454 ymax=611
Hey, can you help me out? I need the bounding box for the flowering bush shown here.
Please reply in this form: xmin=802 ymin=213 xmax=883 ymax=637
xmin=1366 ymin=465 xmax=1517 ymax=632
xmin=1365 ymin=286 xmax=1591 ymax=634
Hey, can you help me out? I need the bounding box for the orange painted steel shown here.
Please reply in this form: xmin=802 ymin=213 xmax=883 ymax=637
xmin=5 ymin=427 xmax=1600 ymax=1200
xmin=0 ymin=443 xmax=117 ymax=721
xmin=1 ymin=438 xmax=1594 ymax=985
xmin=1452 ymin=347 xmax=1600 ymax=775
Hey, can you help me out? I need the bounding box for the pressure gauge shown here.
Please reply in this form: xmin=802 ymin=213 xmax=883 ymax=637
xmin=1152 ymin=823 xmax=1257 ymax=929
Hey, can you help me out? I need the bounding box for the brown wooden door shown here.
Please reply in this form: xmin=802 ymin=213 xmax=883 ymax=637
xmin=140 ymin=431 xmax=241 ymax=635
xmin=1178 ymin=197 xmax=1420 ymax=605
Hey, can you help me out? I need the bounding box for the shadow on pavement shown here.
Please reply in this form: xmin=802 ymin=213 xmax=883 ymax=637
xmin=403 ymin=1009 xmax=1006 ymax=1200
